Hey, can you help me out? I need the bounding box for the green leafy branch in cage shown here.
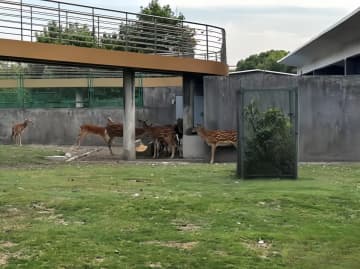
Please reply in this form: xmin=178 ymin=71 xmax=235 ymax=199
xmin=244 ymin=100 xmax=295 ymax=176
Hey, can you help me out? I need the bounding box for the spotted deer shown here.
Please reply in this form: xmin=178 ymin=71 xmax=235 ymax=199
xmin=194 ymin=126 xmax=237 ymax=164
xmin=76 ymin=124 xmax=110 ymax=147
xmin=11 ymin=119 xmax=33 ymax=146
xmin=139 ymin=120 xmax=177 ymax=159
xmin=106 ymin=118 xmax=146 ymax=155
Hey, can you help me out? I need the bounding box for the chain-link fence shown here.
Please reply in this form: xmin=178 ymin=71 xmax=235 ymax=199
xmin=237 ymin=88 xmax=298 ymax=179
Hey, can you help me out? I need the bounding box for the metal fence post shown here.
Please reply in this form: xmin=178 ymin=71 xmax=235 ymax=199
xmin=20 ymin=0 xmax=23 ymax=41
xmin=221 ymin=28 xmax=227 ymax=64
xmin=97 ymin=16 xmax=100 ymax=47
xmin=294 ymin=88 xmax=299 ymax=179
xmin=237 ymin=87 xmax=245 ymax=178
xmin=154 ymin=17 xmax=157 ymax=54
xmin=125 ymin=12 xmax=128 ymax=51
xmin=92 ymin=7 xmax=95 ymax=46
xmin=30 ymin=6 xmax=33 ymax=42
xmin=58 ymin=2 xmax=61 ymax=43
xmin=205 ymin=25 xmax=209 ymax=60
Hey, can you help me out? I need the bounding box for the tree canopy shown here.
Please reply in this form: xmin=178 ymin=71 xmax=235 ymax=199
xmin=36 ymin=21 xmax=95 ymax=48
xmin=235 ymin=50 xmax=295 ymax=73
xmin=36 ymin=0 xmax=195 ymax=55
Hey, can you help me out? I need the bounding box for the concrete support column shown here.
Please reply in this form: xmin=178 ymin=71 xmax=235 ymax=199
xmin=182 ymin=74 xmax=207 ymax=159
xmin=183 ymin=74 xmax=195 ymax=133
xmin=344 ymin=58 xmax=348 ymax=76
xmin=123 ymin=69 xmax=136 ymax=160
xmin=75 ymin=89 xmax=84 ymax=108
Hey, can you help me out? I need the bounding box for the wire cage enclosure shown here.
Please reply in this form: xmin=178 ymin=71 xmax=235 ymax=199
xmin=237 ymin=88 xmax=298 ymax=179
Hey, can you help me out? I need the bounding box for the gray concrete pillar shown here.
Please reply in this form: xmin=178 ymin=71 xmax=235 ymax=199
xmin=183 ymin=74 xmax=204 ymax=132
xmin=123 ymin=69 xmax=136 ymax=160
xmin=75 ymin=89 xmax=84 ymax=108
xmin=183 ymin=74 xmax=195 ymax=133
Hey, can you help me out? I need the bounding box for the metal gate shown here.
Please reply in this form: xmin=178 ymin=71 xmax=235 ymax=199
xmin=237 ymin=88 xmax=298 ymax=179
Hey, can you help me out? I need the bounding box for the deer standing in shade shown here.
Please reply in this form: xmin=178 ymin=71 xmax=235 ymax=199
xmin=11 ymin=119 xmax=33 ymax=146
xmin=194 ymin=126 xmax=237 ymax=164
xmin=138 ymin=120 xmax=177 ymax=159
xmin=106 ymin=117 xmax=147 ymax=155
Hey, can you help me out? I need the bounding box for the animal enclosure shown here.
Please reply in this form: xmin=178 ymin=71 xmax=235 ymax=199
xmin=237 ymin=88 xmax=298 ymax=178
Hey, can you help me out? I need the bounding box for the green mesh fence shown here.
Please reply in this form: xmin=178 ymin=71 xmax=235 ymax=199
xmin=0 ymin=76 xmax=143 ymax=109
xmin=0 ymin=88 xmax=19 ymax=108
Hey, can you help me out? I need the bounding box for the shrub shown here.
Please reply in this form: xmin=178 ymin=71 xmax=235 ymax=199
xmin=243 ymin=101 xmax=295 ymax=177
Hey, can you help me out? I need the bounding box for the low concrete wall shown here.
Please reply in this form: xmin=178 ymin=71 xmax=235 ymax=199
xmin=298 ymin=76 xmax=360 ymax=161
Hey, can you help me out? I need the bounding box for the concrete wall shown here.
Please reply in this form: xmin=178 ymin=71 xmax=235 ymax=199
xmin=4 ymin=72 xmax=360 ymax=163
xmin=203 ymin=72 xmax=360 ymax=162
xmin=298 ymin=76 xmax=360 ymax=161
xmin=202 ymin=72 xmax=297 ymax=162
xmin=0 ymin=86 xmax=181 ymax=145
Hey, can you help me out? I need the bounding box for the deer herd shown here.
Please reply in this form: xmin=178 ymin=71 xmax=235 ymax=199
xmin=10 ymin=117 xmax=237 ymax=163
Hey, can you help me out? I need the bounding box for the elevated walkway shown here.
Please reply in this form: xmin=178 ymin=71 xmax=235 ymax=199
xmin=0 ymin=0 xmax=228 ymax=75
xmin=0 ymin=38 xmax=227 ymax=75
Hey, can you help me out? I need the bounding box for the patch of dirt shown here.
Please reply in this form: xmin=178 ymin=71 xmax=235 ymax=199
xmin=143 ymin=241 xmax=198 ymax=250
xmin=0 ymin=253 xmax=9 ymax=266
xmin=31 ymin=202 xmax=69 ymax=226
xmin=242 ymin=239 xmax=276 ymax=259
xmin=94 ymin=256 xmax=104 ymax=263
xmin=148 ymin=262 xmax=162 ymax=268
xmin=25 ymin=144 xmax=203 ymax=164
xmin=175 ymin=223 xmax=201 ymax=232
xmin=213 ymin=250 xmax=229 ymax=256
xmin=0 ymin=241 xmax=17 ymax=248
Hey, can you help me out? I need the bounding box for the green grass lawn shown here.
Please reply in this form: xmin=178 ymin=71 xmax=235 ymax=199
xmin=0 ymin=146 xmax=359 ymax=268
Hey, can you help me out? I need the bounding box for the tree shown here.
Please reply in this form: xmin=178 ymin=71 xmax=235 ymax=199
xmin=102 ymin=0 xmax=195 ymax=55
xmin=236 ymin=50 xmax=295 ymax=73
xmin=36 ymin=1 xmax=196 ymax=56
xmin=36 ymin=21 xmax=96 ymax=48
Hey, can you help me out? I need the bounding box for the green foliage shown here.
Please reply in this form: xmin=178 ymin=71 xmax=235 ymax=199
xmin=36 ymin=21 xmax=96 ymax=47
xmin=236 ymin=50 xmax=295 ymax=73
xmin=140 ymin=0 xmax=185 ymax=21
xmin=244 ymin=101 xmax=295 ymax=177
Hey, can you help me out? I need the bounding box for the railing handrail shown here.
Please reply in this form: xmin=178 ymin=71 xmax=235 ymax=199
xmin=36 ymin=0 xmax=225 ymax=31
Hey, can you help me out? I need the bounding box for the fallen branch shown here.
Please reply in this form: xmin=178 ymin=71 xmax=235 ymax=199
xmin=65 ymin=148 xmax=102 ymax=162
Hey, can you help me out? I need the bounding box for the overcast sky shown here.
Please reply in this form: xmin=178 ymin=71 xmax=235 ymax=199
xmin=33 ymin=1 xmax=360 ymax=66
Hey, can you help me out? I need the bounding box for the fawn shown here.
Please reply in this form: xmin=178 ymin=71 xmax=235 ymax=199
xmin=194 ymin=126 xmax=237 ymax=164
xmin=11 ymin=119 xmax=33 ymax=146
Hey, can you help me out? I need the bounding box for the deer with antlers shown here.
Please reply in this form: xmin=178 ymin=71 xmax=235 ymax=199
xmin=11 ymin=119 xmax=33 ymax=146
xmin=194 ymin=126 xmax=237 ymax=164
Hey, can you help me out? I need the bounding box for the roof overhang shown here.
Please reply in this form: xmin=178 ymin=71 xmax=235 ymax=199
xmin=279 ymin=7 xmax=360 ymax=73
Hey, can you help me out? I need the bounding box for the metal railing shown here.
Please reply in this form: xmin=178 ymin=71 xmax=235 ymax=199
xmin=0 ymin=0 xmax=227 ymax=63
